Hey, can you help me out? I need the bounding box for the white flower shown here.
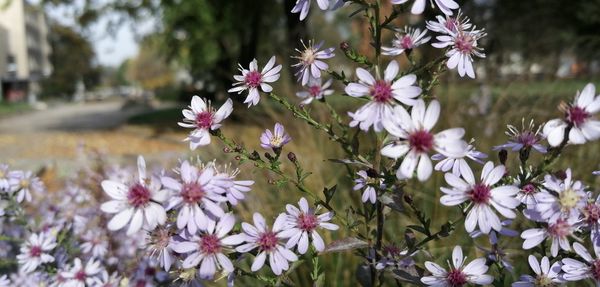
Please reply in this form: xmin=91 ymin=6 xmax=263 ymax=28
xmin=440 ymin=161 xmax=520 ymax=234
xmin=92 ymin=271 xmax=120 ymax=287
xmin=228 ymin=56 xmax=282 ymax=107
xmin=0 ymin=164 xmax=13 ymax=192
xmin=432 ymin=26 xmax=486 ymax=79
xmin=100 ymin=156 xmax=169 ymax=236
xmin=583 ymin=196 xmax=600 ymax=251
xmin=426 ymin=11 xmax=472 ymax=35
xmin=291 ymin=0 xmax=329 ymax=21
xmin=382 ymin=27 xmax=431 ymax=56
xmin=543 ymin=83 xmax=600 ymax=147
xmin=0 ymin=275 xmax=9 ymax=287
xmin=61 ymin=258 xmax=103 ymax=287
xmin=236 ymin=213 xmax=298 ymax=275
xmin=161 ymin=160 xmax=228 ymax=234
xmin=421 ymin=246 xmax=493 ymax=286
xmin=178 ymin=96 xmax=233 ymax=150
xmin=296 ymin=78 xmax=334 ymax=105
xmin=533 ymin=169 xmax=587 ymax=223
xmin=292 ymin=40 xmax=335 ymax=85
xmin=431 ymin=144 xmax=487 ymax=177
xmin=145 ymin=226 xmax=175 ymax=271
xmin=10 ymin=170 xmax=44 ymax=203
xmin=521 ymin=217 xmax=579 ymax=257
xmin=391 ymin=0 xmax=459 ymax=15
xmin=381 ymin=99 xmax=468 ymax=181
xmin=80 ymin=230 xmax=108 ymax=259
xmin=493 ymin=119 xmax=547 ymax=154
xmin=278 ymin=197 xmax=339 ymax=254
xmin=16 ymin=232 xmax=57 ymax=273
xmin=512 ymin=255 xmax=562 ymax=287
xmin=561 ymin=242 xmax=600 ymax=283
xmin=345 ymin=60 xmax=421 ymax=132
xmin=353 ymin=170 xmax=385 ymax=204
xmin=171 ymin=213 xmax=245 ymax=279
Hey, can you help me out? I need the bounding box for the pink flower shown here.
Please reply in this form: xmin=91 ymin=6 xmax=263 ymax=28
xmin=171 ymin=213 xmax=245 ymax=279
xmin=260 ymin=123 xmax=292 ymax=149
xmin=494 ymin=119 xmax=547 ymax=154
xmin=235 ymin=213 xmax=298 ymax=275
xmin=278 ymin=197 xmax=339 ymax=254
xmin=296 ymin=78 xmax=334 ymax=105
xmin=381 ymin=100 xmax=468 ymax=181
xmin=382 ymin=27 xmax=430 ymax=56
xmin=178 ymin=96 xmax=233 ymax=150
xmin=421 ymin=246 xmax=493 ymax=286
xmin=543 ymin=83 xmax=600 ymax=146
xmin=228 ymin=56 xmax=282 ymax=107
xmin=426 ymin=10 xmax=472 ymax=35
xmin=16 ymin=232 xmax=57 ymax=273
xmin=161 ymin=160 xmax=228 ymax=234
xmin=100 ymin=156 xmax=169 ymax=236
xmin=345 ymin=60 xmax=422 ymax=132
xmin=60 ymin=258 xmax=103 ymax=287
xmin=353 ymin=170 xmax=385 ymax=204
xmin=521 ymin=217 xmax=579 ymax=257
xmin=432 ymin=26 xmax=486 ymax=79
xmin=391 ymin=0 xmax=459 ymax=15
xmin=292 ymin=40 xmax=335 ymax=85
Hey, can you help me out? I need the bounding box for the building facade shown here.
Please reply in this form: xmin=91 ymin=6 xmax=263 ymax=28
xmin=0 ymin=0 xmax=52 ymax=102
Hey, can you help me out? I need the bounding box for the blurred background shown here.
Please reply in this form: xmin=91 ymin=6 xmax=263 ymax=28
xmin=1 ymin=0 xmax=600 ymax=285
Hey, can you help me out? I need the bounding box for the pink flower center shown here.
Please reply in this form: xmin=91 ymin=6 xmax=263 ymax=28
xmin=308 ymin=85 xmax=321 ymax=98
xmin=585 ymin=203 xmax=600 ymax=224
xmin=371 ymin=80 xmax=393 ymax=103
xmin=517 ymin=131 xmax=539 ymax=147
xmin=567 ymin=106 xmax=590 ymax=126
xmin=445 ymin=18 xmax=458 ymax=32
xmin=257 ymin=231 xmax=278 ymax=252
xmin=591 ymin=259 xmax=600 ymax=281
xmin=547 ymin=219 xmax=571 ymax=238
xmin=181 ymin=182 xmax=205 ymax=204
xmin=400 ymin=35 xmax=414 ymax=49
xmin=127 ymin=183 xmax=151 ymax=208
xmin=297 ymin=213 xmax=318 ymax=232
xmin=521 ymin=183 xmax=536 ymax=195
xmin=29 ymin=246 xmax=42 ymax=257
xmin=200 ymin=234 xmax=221 ymax=254
xmin=446 ymin=269 xmax=467 ymax=286
xmin=455 ymin=34 xmax=474 ymax=54
xmin=75 ymin=270 xmax=86 ymax=281
xmin=408 ymin=130 xmax=434 ymax=153
xmin=469 ymin=183 xmax=491 ymax=204
xmin=245 ymin=71 xmax=263 ymax=88
xmin=195 ymin=111 xmax=214 ymax=129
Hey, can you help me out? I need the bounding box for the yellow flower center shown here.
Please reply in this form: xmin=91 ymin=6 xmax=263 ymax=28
xmin=559 ymin=188 xmax=581 ymax=210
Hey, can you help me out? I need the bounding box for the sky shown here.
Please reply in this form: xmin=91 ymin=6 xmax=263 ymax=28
xmin=44 ymin=1 xmax=155 ymax=67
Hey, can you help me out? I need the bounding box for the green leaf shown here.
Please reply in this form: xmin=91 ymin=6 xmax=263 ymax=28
xmin=321 ymin=237 xmax=368 ymax=254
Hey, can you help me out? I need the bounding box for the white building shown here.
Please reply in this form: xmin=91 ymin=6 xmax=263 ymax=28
xmin=0 ymin=0 xmax=52 ymax=102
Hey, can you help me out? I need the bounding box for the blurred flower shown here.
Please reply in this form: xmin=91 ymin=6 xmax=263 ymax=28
xmin=296 ymin=78 xmax=334 ymax=105
xmin=381 ymin=100 xmax=468 ymax=181
xmin=211 ymin=166 xmax=254 ymax=206
xmin=235 ymin=213 xmax=298 ymax=275
xmin=440 ymin=161 xmax=520 ymax=234
xmin=292 ymin=40 xmax=335 ymax=85
xmin=432 ymin=26 xmax=486 ymax=79
xmin=561 ymin=242 xmax=600 ymax=283
xmin=92 ymin=271 xmax=121 ymax=287
xmin=100 ymin=156 xmax=168 ymax=236
xmin=60 ymin=258 xmax=103 ymax=287
xmin=279 ymin=197 xmax=339 ymax=254
xmin=161 ymin=160 xmax=228 ymax=234
xmin=10 ymin=170 xmax=44 ymax=203
xmin=432 ymin=143 xmax=487 ymax=177
xmin=145 ymin=226 xmax=175 ymax=271
xmin=543 ymin=83 xmax=600 ymax=147
xmin=494 ymin=119 xmax=547 ymax=153
xmin=345 ymin=60 xmax=421 ymax=132
xmin=291 ymin=0 xmax=329 ymax=21
xmin=353 ymin=170 xmax=385 ymax=204
xmin=0 ymin=275 xmax=9 ymax=287
xmin=0 ymin=164 xmax=13 ymax=192
xmin=172 ymin=213 xmax=244 ymax=279
xmin=382 ymin=27 xmax=430 ymax=56
xmin=260 ymin=123 xmax=292 ymax=150
xmin=17 ymin=232 xmax=57 ymax=273
xmin=521 ymin=217 xmax=579 ymax=257
xmin=228 ymin=56 xmax=282 ymax=107
xmin=421 ymin=246 xmax=493 ymax=286
xmin=426 ymin=11 xmax=472 ymax=34
xmin=391 ymin=0 xmax=459 ymax=15
xmin=533 ymin=169 xmax=587 ymax=223
xmin=178 ymin=96 xmax=233 ymax=150
xmin=80 ymin=230 xmax=108 ymax=259
xmin=513 ymin=255 xmax=562 ymax=287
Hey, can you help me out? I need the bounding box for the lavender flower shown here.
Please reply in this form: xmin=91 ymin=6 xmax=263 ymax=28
xmin=260 ymin=123 xmax=292 ymax=150
xmin=382 ymin=27 xmax=431 ymax=56
xmin=228 ymin=56 xmax=282 ymax=107
xmin=178 ymin=96 xmax=233 ymax=150
xmin=291 ymin=0 xmax=329 ymax=21
xmin=296 ymin=78 xmax=334 ymax=105
xmin=292 ymin=40 xmax=335 ymax=85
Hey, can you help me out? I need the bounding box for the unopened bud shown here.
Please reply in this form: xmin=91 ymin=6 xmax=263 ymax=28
xmin=234 ymin=156 xmax=241 ymax=161
xmin=264 ymin=153 xmax=274 ymax=161
xmin=223 ymin=147 xmax=231 ymax=153
xmin=555 ymin=170 xmax=567 ymax=180
xmin=250 ymin=151 xmax=260 ymax=160
xmin=366 ymin=168 xmax=378 ymax=178
xmin=340 ymin=41 xmax=350 ymax=52
xmin=498 ymin=149 xmax=508 ymax=165
xmin=268 ymin=179 xmax=275 ymax=185
xmin=403 ymin=194 xmax=413 ymax=204
xmin=287 ymin=152 xmax=297 ymax=163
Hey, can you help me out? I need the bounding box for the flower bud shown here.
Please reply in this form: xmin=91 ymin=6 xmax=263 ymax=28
xmin=287 ymin=152 xmax=297 ymax=163
xmin=403 ymin=194 xmax=413 ymax=204
xmin=498 ymin=149 xmax=508 ymax=165
xmin=223 ymin=147 xmax=231 ymax=153
xmin=340 ymin=41 xmax=350 ymax=52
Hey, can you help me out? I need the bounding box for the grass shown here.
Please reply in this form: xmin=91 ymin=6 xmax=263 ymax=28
xmin=127 ymin=79 xmax=600 ymax=286
xmin=0 ymin=102 xmax=31 ymax=117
